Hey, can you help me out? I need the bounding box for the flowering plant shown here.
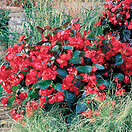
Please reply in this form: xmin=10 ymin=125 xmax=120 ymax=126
xmin=95 ymin=0 xmax=132 ymax=46
xmin=0 ymin=17 xmax=131 ymax=123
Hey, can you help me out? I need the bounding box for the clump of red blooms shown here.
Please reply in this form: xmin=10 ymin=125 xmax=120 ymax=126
xmin=0 ymin=15 xmax=131 ymax=123
xmin=95 ymin=0 xmax=132 ymax=46
xmin=82 ymin=100 xmax=116 ymax=123
xmin=95 ymin=0 xmax=132 ymax=28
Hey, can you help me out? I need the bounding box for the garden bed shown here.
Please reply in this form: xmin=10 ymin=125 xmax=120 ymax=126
xmin=0 ymin=0 xmax=131 ymax=132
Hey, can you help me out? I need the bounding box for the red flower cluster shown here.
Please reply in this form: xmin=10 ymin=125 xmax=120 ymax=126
xmin=57 ymin=51 xmax=71 ymax=68
xmin=103 ymin=34 xmax=132 ymax=75
xmin=62 ymin=68 xmax=79 ymax=95
xmin=82 ymin=108 xmax=100 ymax=122
xmin=103 ymin=0 xmax=132 ymax=27
xmin=0 ymin=17 xmax=131 ymax=122
xmin=1 ymin=97 xmax=8 ymax=107
xmin=116 ymin=89 xmax=125 ymax=96
xmin=95 ymin=0 xmax=132 ymax=47
xmin=20 ymin=92 xmax=27 ymax=100
xmin=39 ymin=88 xmax=64 ymax=106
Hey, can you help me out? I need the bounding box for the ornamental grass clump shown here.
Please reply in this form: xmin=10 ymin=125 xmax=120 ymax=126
xmin=0 ymin=8 xmax=9 ymax=46
xmin=10 ymin=93 xmax=132 ymax=132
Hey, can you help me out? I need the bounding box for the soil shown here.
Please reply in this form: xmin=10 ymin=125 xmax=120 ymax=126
xmin=0 ymin=97 xmax=12 ymax=131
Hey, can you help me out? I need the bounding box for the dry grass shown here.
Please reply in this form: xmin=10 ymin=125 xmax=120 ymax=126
xmin=52 ymin=0 xmax=104 ymax=18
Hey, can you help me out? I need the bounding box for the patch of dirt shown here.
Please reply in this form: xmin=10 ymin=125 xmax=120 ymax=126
xmin=0 ymin=102 xmax=12 ymax=132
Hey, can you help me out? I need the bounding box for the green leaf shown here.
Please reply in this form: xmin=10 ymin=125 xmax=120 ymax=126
xmin=67 ymin=114 xmax=77 ymax=124
xmin=116 ymin=12 xmax=122 ymax=19
xmin=86 ymin=45 xmax=92 ymax=50
xmin=93 ymin=64 xmax=105 ymax=70
xmin=16 ymin=70 xmax=21 ymax=75
xmin=7 ymin=96 xmax=15 ymax=108
xmin=16 ymin=53 xmax=22 ymax=56
xmin=47 ymin=60 xmax=55 ymax=66
xmin=0 ymin=84 xmax=3 ymax=97
xmin=56 ymin=41 xmax=62 ymax=46
xmin=57 ymin=68 xmax=68 ymax=78
xmin=96 ymin=73 xmax=103 ymax=80
xmin=97 ymin=79 xmax=109 ymax=87
xmin=103 ymin=45 xmax=110 ymax=53
xmin=76 ymin=98 xmax=87 ymax=114
xmin=49 ymin=56 xmax=55 ymax=61
xmin=77 ymin=65 xmax=92 ymax=73
xmin=62 ymin=45 xmax=74 ymax=51
xmin=86 ymin=33 xmax=94 ymax=40
xmin=52 ymin=27 xmax=62 ymax=35
xmin=11 ymin=86 xmax=19 ymax=92
xmin=56 ymin=83 xmax=63 ymax=92
xmin=80 ymin=51 xmax=85 ymax=57
xmin=76 ymin=75 xmax=83 ymax=80
xmin=69 ymin=57 xmax=81 ymax=64
xmin=22 ymin=96 xmax=30 ymax=106
xmin=33 ymin=80 xmax=42 ymax=88
xmin=52 ymin=83 xmax=55 ymax=89
xmin=36 ymin=41 xmax=49 ymax=45
xmin=5 ymin=66 xmax=12 ymax=70
xmin=30 ymin=92 xmax=38 ymax=99
xmin=64 ymin=90 xmax=76 ymax=107
xmin=69 ymin=50 xmax=81 ymax=64
xmin=73 ymin=51 xmax=81 ymax=57
xmin=114 ymin=73 xmax=124 ymax=81
xmin=101 ymin=39 xmax=109 ymax=45
xmin=38 ymin=80 xmax=53 ymax=89
xmin=29 ymin=89 xmax=33 ymax=94
xmin=115 ymin=53 xmax=123 ymax=66
xmin=86 ymin=93 xmax=95 ymax=100
xmin=121 ymin=29 xmax=131 ymax=43
xmin=52 ymin=45 xmax=60 ymax=54
xmin=74 ymin=81 xmax=83 ymax=89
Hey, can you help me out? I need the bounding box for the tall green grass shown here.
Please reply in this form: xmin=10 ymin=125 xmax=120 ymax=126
xmin=10 ymin=92 xmax=132 ymax=132
xmin=0 ymin=8 xmax=9 ymax=46
xmin=7 ymin=0 xmax=104 ymax=46
xmin=0 ymin=8 xmax=9 ymax=63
